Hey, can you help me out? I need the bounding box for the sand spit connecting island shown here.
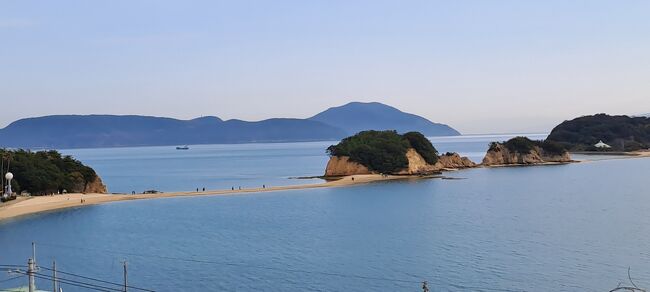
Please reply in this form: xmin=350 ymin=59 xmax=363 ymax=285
xmin=2 ymin=131 xmax=650 ymax=222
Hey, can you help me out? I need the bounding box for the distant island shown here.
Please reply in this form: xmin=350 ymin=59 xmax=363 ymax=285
xmin=324 ymin=130 xmax=475 ymax=176
xmin=0 ymin=102 xmax=459 ymax=149
xmin=547 ymin=114 xmax=650 ymax=151
xmin=309 ymin=102 xmax=460 ymax=136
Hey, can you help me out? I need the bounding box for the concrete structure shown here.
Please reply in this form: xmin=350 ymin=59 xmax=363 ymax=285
xmin=594 ymin=140 xmax=611 ymax=148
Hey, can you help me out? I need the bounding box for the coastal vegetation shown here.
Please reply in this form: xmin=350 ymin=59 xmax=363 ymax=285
xmin=547 ymin=114 xmax=650 ymax=151
xmin=483 ymin=137 xmax=571 ymax=166
xmin=326 ymin=130 xmax=439 ymax=173
xmin=489 ymin=137 xmax=567 ymax=156
xmin=403 ymin=132 xmax=439 ymax=164
xmin=0 ymin=149 xmax=99 ymax=195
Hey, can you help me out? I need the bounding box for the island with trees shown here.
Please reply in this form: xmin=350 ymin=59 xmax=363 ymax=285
xmin=482 ymin=137 xmax=572 ymax=166
xmin=324 ymin=130 xmax=475 ymax=176
xmin=1 ymin=149 xmax=106 ymax=199
xmin=546 ymin=114 xmax=650 ymax=152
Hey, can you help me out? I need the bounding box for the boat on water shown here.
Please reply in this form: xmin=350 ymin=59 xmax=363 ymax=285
xmin=176 ymin=145 xmax=190 ymax=150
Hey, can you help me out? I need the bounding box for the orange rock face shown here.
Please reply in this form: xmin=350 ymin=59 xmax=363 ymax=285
xmin=324 ymin=148 xmax=476 ymax=176
xmin=83 ymin=176 xmax=108 ymax=194
xmin=324 ymin=156 xmax=372 ymax=176
xmin=481 ymin=144 xmax=572 ymax=166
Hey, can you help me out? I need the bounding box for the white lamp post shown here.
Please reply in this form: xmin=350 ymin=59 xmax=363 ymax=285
xmin=4 ymin=172 xmax=13 ymax=197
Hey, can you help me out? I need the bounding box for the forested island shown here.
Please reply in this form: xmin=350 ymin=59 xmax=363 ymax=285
xmin=482 ymin=137 xmax=572 ymax=165
xmin=547 ymin=114 xmax=650 ymax=151
xmin=325 ymin=130 xmax=475 ymax=176
xmin=0 ymin=149 xmax=106 ymax=197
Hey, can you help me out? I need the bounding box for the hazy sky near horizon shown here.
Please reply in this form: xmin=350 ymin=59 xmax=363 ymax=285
xmin=1 ymin=1 xmax=649 ymax=134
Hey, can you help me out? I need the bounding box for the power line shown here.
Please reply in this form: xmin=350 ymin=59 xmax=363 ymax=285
xmin=39 ymin=242 xmax=423 ymax=284
xmin=37 ymin=242 xmax=527 ymax=292
xmin=0 ymin=275 xmax=24 ymax=283
xmin=14 ymin=270 xmax=123 ymax=292
xmin=2 ymin=261 xmax=153 ymax=291
xmin=39 ymin=266 xmax=154 ymax=292
xmin=449 ymin=283 xmax=528 ymax=292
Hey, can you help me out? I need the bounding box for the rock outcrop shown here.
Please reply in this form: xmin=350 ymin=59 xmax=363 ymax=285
xmin=83 ymin=176 xmax=108 ymax=193
xmin=435 ymin=153 xmax=477 ymax=170
xmin=324 ymin=148 xmax=476 ymax=176
xmin=324 ymin=156 xmax=372 ymax=176
xmin=396 ymin=148 xmax=438 ymax=175
xmin=481 ymin=143 xmax=572 ymax=166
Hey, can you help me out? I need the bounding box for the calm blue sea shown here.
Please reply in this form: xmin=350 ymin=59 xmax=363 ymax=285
xmin=3 ymin=134 xmax=649 ymax=292
xmin=58 ymin=134 xmax=547 ymax=194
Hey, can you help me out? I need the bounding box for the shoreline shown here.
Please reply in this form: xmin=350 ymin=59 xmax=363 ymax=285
xmin=0 ymin=174 xmax=437 ymax=222
xmin=2 ymin=150 xmax=649 ymax=223
xmin=572 ymin=150 xmax=650 ymax=158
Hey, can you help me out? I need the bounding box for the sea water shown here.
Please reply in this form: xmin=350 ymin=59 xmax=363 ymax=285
xmin=3 ymin=134 xmax=649 ymax=291
xmin=55 ymin=134 xmax=547 ymax=194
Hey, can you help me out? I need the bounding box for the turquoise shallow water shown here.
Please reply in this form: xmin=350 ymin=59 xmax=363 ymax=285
xmin=3 ymin=134 xmax=649 ymax=291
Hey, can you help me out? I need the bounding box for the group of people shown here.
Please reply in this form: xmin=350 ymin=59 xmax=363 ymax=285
xmin=228 ymin=184 xmax=266 ymax=191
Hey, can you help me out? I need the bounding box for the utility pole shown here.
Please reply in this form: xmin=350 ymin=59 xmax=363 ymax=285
xmin=52 ymin=260 xmax=58 ymax=292
xmin=123 ymin=261 xmax=128 ymax=292
xmin=28 ymin=258 xmax=35 ymax=292
xmin=32 ymin=242 xmax=37 ymax=268
xmin=1 ymin=155 xmax=4 ymax=196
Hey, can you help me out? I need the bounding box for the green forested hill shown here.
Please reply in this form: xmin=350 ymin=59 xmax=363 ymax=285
xmin=547 ymin=114 xmax=650 ymax=151
xmin=1 ymin=149 xmax=98 ymax=195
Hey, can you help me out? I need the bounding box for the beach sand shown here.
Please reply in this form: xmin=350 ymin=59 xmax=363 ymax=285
xmin=628 ymin=150 xmax=650 ymax=157
xmin=573 ymin=149 xmax=650 ymax=161
xmin=0 ymin=174 xmax=431 ymax=222
xmin=3 ymin=150 xmax=650 ymax=222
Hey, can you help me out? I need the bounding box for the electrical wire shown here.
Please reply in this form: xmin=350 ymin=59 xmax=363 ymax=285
xmin=0 ymin=275 xmax=24 ymax=283
xmin=37 ymin=241 xmax=528 ymax=292
xmin=1 ymin=263 xmax=154 ymax=292
xmin=39 ymin=266 xmax=154 ymax=292
xmin=13 ymin=271 xmax=122 ymax=292
xmin=39 ymin=242 xmax=423 ymax=284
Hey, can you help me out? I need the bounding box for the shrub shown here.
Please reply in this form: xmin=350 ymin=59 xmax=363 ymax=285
xmin=403 ymin=132 xmax=439 ymax=164
xmin=503 ymin=136 xmax=536 ymax=154
xmin=540 ymin=140 xmax=567 ymax=156
xmin=490 ymin=137 xmax=568 ymax=156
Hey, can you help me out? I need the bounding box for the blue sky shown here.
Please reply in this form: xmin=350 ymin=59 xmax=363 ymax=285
xmin=1 ymin=0 xmax=649 ymax=134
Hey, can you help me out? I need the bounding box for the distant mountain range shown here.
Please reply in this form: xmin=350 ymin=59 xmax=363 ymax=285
xmin=0 ymin=102 xmax=459 ymax=149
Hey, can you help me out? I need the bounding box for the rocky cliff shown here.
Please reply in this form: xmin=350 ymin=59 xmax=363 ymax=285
xmin=395 ymin=148 xmax=438 ymax=175
xmin=435 ymin=153 xmax=477 ymax=170
xmin=482 ymin=143 xmax=572 ymax=166
xmin=324 ymin=148 xmax=476 ymax=176
xmin=324 ymin=156 xmax=372 ymax=176
xmin=83 ymin=176 xmax=108 ymax=193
